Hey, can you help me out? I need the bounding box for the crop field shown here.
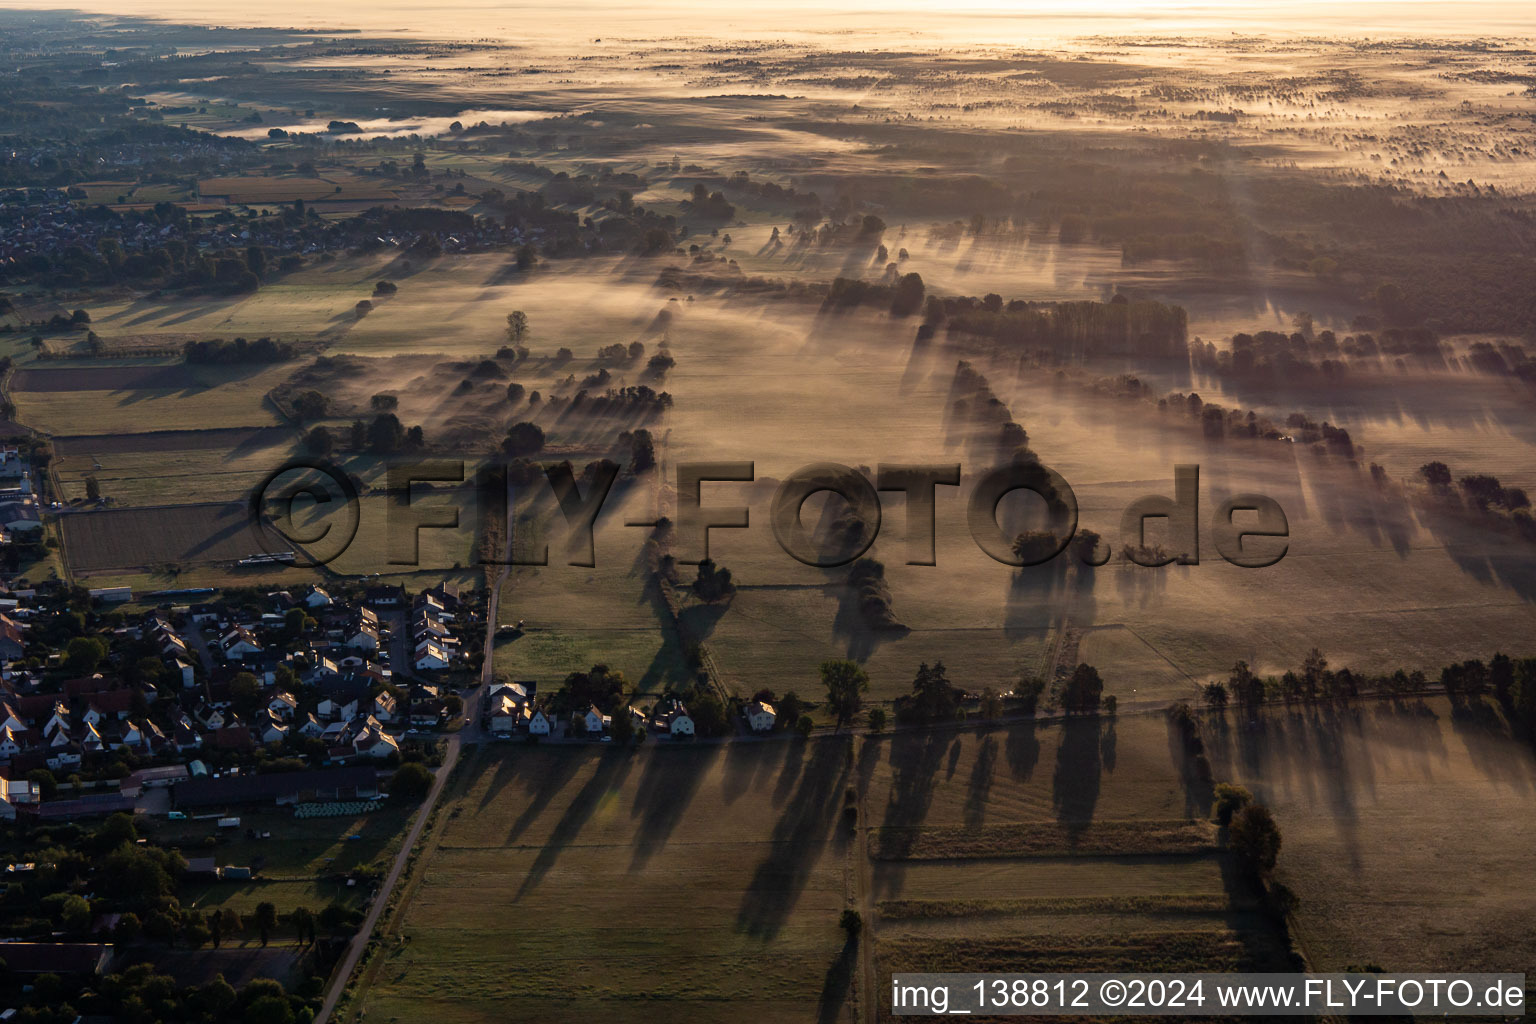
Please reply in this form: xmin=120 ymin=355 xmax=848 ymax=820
xmin=1208 ymin=698 xmax=1536 ymax=975
xmin=352 ymin=741 xmax=852 ymax=1024
xmin=52 ymin=428 xmax=300 ymax=505
xmin=58 ymin=501 xmax=267 ymax=571
xmin=10 ymin=362 xmax=291 ymax=435
xmin=859 ymin=717 xmax=1295 ymax=1017
xmin=198 ymin=174 xmax=400 ymax=205
xmin=352 ymin=713 xmax=1319 ymax=1023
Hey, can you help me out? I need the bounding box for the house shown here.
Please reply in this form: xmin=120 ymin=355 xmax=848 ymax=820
xmin=746 ymin=700 xmax=776 ymax=733
xmin=0 ymin=615 xmax=24 ymax=660
xmin=302 ymin=585 xmax=333 ymax=609
xmin=487 ymin=693 xmax=521 ymax=734
xmin=189 ymin=604 xmax=221 ymax=625
xmin=298 ymin=714 xmax=325 ymax=739
xmin=365 ymin=584 xmax=405 ymax=608
xmin=408 ymin=699 xmax=445 ymax=728
xmin=669 ymin=710 xmax=695 ymax=738
xmin=0 ymin=773 xmax=40 ymax=818
xmin=317 ymin=697 xmax=359 ymax=723
xmin=582 ymin=705 xmax=606 ymax=735
xmin=528 ymin=709 xmax=551 ymax=736
xmin=372 ymin=690 xmax=397 ymax=723
xmin=0 ymin=725 xmax=28 ymax=759
xmin=220 ymin=628 xmax=263 ymax=660
xmin=259 ymin=713 xmax=288 ymax=745
xmin=414 ymin=640 xmax=450 ymax=671
xmin=268 ymin=691 xmax=298 ymax=721
xmin=0 ymin=499 xmax=41 ymax=534
xmin=352 ymin=726 xmax=399 ymax=760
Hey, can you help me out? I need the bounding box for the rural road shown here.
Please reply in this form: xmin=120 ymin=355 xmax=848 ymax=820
xmin=313 ymin=515 xmax=512 ymax=1024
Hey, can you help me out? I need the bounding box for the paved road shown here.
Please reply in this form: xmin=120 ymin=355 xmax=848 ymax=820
xmin=313 ymin=535 xmax=511 ymax=1023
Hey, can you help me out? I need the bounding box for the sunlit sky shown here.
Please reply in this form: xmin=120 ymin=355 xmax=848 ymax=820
xmin=0 ymin=0 xmax=1531 ymax=42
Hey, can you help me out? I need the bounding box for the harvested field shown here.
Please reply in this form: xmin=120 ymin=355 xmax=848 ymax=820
xmin=51 ymin=426 xmax=295 ymax=455
xmin=870 ymin=818 xmax=1218 ymax=860
xmin=59 ymin=501 xmax=266 ymax=570
xmin=11 ymin=364 xmax=202 ymax=391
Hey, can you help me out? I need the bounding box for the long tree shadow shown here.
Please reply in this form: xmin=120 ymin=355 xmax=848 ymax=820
xmin=1005 ymin=718 xmax=1042 ymax=780
xmin=514 ymin=748 xmax=634 ymax=900
xmin=816 ymin=936 xmax=858 ymax=1024
xmin=736 ymin=736 xmax=850 ymax=941
xmin=964 ymin=733 xmax=998 ymax=828
xmin=629 ymin=745 xmax=722 ymax=871
xmin=1052 ymin=716 xmax=1103 ymax=837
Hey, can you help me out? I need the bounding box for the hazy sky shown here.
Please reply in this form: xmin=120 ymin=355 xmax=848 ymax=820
xmin=1 ymin=0 xmax=1532 ymax=41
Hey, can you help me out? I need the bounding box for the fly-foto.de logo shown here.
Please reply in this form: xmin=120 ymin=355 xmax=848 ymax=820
xmin=247 ymin=459 xmax=1289 ymax=571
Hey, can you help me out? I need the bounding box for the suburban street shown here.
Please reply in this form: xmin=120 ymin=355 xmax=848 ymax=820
xmin=313 ymin=519 xmax=511 ymax=1023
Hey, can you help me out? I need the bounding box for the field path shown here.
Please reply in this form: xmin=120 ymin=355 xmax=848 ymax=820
xmin=313 ymin=504 xmax=512 ymax=1024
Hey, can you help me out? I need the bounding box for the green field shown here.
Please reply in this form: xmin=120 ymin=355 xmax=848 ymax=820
xmin=146 ymin=803 xmax=414 ymax=919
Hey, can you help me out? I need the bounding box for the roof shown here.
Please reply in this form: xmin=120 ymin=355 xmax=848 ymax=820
xmin=37 ymin=793 xmax=135 ymax=819
xmin=173 ymin=765 xmax=379 ymax=808
xmin=0 ymin=942 xmax=112 ymax=974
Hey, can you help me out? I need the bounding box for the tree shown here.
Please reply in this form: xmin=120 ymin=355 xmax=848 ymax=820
xmin=292 ymin=390 xmax=329 ymax=420
xmin=244 ymin=995 xmax=295 ymax=1024
xmin=350 ymin=419 xmax=367 ymax=449
xmin=370 ymin=393 xmax=399 ymax=412
xmin=504 ymin=421 xmax=545 ymax=456
xmin=610 ymin=704 xmax=634 ymax=743
xmin=1228 ymin=803 xmax=1281 ymax=878
xmin=113 ymin=912 xmax=142 ymax=945
xmin=85 ymin=475 xmax=101 ymax=501
xmin=980 ymin=687 xmax=1004 ymax=720
xmin=390 ymin=762 xmax=434 ymax=802
xmin=796 ymin=714 xmax=814 ymax=738
xmin=1212 ymin=782 xmax=1252 ymax=828
xmin=200 ymin=977 xmax=237 ymax=1018
xmin=1015 ymin=675 xmax=1046 ymax=716
xmin=64 ymin=635 xmax=108 ymax=675
xmin=889 ymin=272 xmax=925 ymax=317
xmin=1063 ymin=663 xmax=1104 ymax=715
xmin=506 ymin=310 xmax=529 ymax=341
xmin=253 ymin=902 xmax=278 ymax=947
xmin=840 ymin=909 xmax=863 ymax=937
xmin=368 ymin=413 xmax=405 ymax=453
xmin=304 ymin=426 xmax=333 ymax=455
xmin=289 ymin=906 xmax=315 ymax=947
xmin=1202 ymin=682 xmax=1229 ymax=710
xmin=866 ymin=707 xmax=886 ymax=733
xmin=1418 ymin=461 xmax=1453 ymax=490
xmin=821 ymin=659 xmax=869 ymax=731
xmin=907 ymin=662 xmax=959 ymax=722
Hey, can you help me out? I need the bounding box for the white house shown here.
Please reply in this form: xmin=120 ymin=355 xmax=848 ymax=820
xmin=583 ymin=706 xmax=606 ymax=734
xmin=353 ymin=726 xmax=399 ymax=760
xmin=528 ymin=710 xmax=551 ymax=736
xmin=317 ymin=697 xmax=360 ymax=723
xmin=221 ymin=628 xmax=263 ymax=660
xmin=268 ymin=691 xmax=298 ymax=721
xmin=746 ymin=700 xmax=776 ymax=733
xmin=303 ymin=586 xmax=333 ymax=609
xmin=259 ymin=714 xmax=288 ymax=745
xmin=414 ymin=640 xmax=450 ymax=672
xmin=669 ymin=712 xmax=695 ymax=738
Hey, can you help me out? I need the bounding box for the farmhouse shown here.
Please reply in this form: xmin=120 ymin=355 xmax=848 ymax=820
xmin=745 ymin=700 xmax=776 ymax=733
